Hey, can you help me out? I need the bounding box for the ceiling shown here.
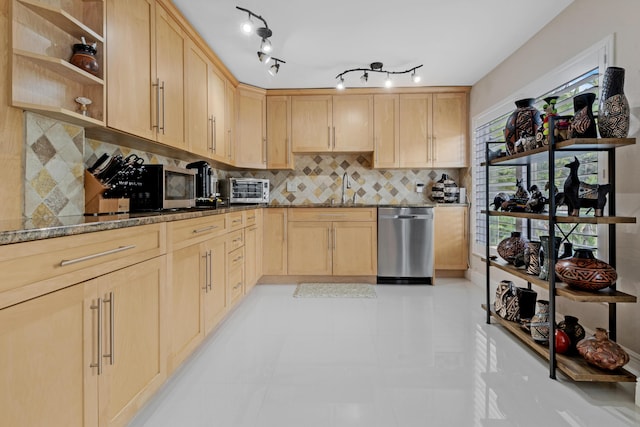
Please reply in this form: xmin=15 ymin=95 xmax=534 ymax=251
xmin=171 ymin=0 xmax=573 ymax=90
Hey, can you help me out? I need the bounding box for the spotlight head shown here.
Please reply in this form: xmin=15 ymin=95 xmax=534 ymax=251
xmin=360 ymin=72 xmax=368 ymax=84
xmin=412 ymin=70 xmax=421 ymax=83
xmin=336 ymin=76 xmax=345 ymax=90
xmin=241 ymin=17 xmax=253 ymax=34
xmin=260 ymin=38 xmax=272 ymax=53
xmin=257 ymin=51 xmax=271 ymax=64
xmin=384 ymin=74 xmax=392 ymax=88
xmin=268 ymin=62 xmax=280 ymax=76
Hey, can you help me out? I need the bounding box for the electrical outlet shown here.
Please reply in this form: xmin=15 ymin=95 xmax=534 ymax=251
xmin=286 ymin=182 xmax=297 ymax=192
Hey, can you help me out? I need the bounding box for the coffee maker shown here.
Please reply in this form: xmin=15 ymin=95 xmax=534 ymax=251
xmin=186 ymin=161 xmax=220 ymax=207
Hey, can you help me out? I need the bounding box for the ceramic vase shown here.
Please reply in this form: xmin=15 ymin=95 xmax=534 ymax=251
xmin=441 ymin=175 xmax=459 ymax=203
xmin=537 ymin=235 xmax=562 ymax=280
xmin=577 ymin=328 xmax=630 ymax=370
xmin=70 ymin=43 xmax=99 ymax=76
xmin=530 ymin=300 xmax=550 ymax=344
xmin=431 ymin=174 xmax=448 ymax=203
xmin=497 ymin=231 xmax=528 ymax=266
xmin=494 ymin=280 xmax=520 ymax=321
xmin=524 ymin=240 xmax=541 ymax=275
xmin=558 ymin=315 xmax=586 ymax=354
xmin=504 ymin=98 xmax=542 ymax=156
xmin=516 ymin=287 xmax=537 ymax=320
xmin=569 ymin=93 xmax=597 ymax=138
xmin=555 ymin=248 xmax=618 ymax=291
xmin=598 ymin=66 xmax=630 ymax=138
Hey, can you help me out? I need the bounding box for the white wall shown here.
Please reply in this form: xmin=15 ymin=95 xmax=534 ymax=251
xmin=470 ymin=0 xmax=640 ymax=354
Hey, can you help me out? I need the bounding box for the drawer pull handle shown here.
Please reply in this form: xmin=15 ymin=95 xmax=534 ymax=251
xmin=247 ymin=216 xmax=256 ymax=220
xmin=318 ymin=214 xmax=346 ymax=217
xmin=193 ymin=225 xmax=219 ymax=234
xmin=90 ymin=298 xmax=103 ymax=375
xmin=233 ymin=255 xmax=243 ymax=262
xmin=232 ymin=219 xmax=242 ymax=224
xmin=233 ymin=238 xmax=242 ymax=243
xmin=233 ymin=282 xmax=242 ymax=290
xmin=60 ymin=245 xmax=136 ymax=267
xmin=103 ymin=292 xmax=115 ymax=366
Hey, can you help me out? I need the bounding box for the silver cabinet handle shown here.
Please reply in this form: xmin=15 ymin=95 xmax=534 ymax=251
xmin=233 ymin=255 xmax=243 ymax=262
xmin=208 ymin=115 xmax=214 ymax=151
xmin=232 ymin=219 xmax=242 ymax=224
xmin=103 ymin=292 xmax=114 ymax=366
xmin=283 ymin=215 xmax=287 ymax=243
xmin=213 ymin=116 xmax=217 ymax=152
xmin=160 ymin=81 xmax=166 ymax=134
xmin=263 ymin=137 xmax=267 ymax=164
xmin=327 ymin=228 xmax=330 ymax=250
xmin=318 ymin=213 xmax=346 ymax=217
xmin=375 ymin=136 xmax=379 ymax=163
xmin=333 ymin=227 xmax=336 ymax=250
xmin=201 ymin=252 xmax=209 ymax=291
xmin=60 ymin=245 xmax=136 ymax=266
xmin=227 ymin=130 xmax=232 ymax=159
xmin=152 ymin=78 xmax=160 ymax=131
xmin=193 ymin=225 xmax=218 ymax=234
xmin=286 ymin=137 xmax=291 ymax=165
xmin=333 ymin=127 xmax=336 ymax=149
xmin=327 ymin=126 xmax=331 ymax=148
xmin=433 ymin=136 xmax=437 ymax=161
xmin=90 ymin=298 xmax=103 ymax=375
xmin=208 ymin=250 xmax=212 ymax=291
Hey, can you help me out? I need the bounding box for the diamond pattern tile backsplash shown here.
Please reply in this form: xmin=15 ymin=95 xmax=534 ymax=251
xmin=23 ymin=112 xmax=461 ymax=218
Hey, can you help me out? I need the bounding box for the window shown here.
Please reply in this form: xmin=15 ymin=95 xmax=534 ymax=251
xmin=474 ymin=68 xmax=603 ymax=254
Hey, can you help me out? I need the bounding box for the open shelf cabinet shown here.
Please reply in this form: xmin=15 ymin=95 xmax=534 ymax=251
xmin=12 ymin=0 xmax=105 ymax=125
xmin=483 ymin=116 xmax=637 ymax=382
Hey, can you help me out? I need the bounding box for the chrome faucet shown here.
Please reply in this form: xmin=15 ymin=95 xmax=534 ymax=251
xmin=341 ymin=171 xmax=351 ymax=205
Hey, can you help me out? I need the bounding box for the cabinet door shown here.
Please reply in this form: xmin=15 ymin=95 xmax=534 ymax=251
xmin=245 ymin=224 xmax=258 ymax=291
xmin=432 ymin=93 xmax=468 ymax=167
xmin=332 ymin=222 xmax=377 ymax=275
xmin=225 ymin=81 xmax=236 ymax=163
xmin=98 ymin=256 xmax=166 ymax=427
xmin=399 ymin=94 xmax=433 ymax=167
xmin=236 ymin=87 xmax=266 ymax=169
xmin=263 ymin=208 xmax=287 ymax=275
xmin=373 ymin=94 xmax=400 ymax=168
xmin=209 ymin=66 xmax=227 ymax=162
xmin=167 ymin=244 xmax=204 ymax=372
xmin=186 ymin=41 xmax=210 ymax=157
xmin=203 ymin=236 xmax=227 ymax=335
xmin=0 ymin=281 xmax=97 ymax=427
xmin=106 ymin=0 xmax=155 ymax=140
xmin=287 ymin=221 xmax=332 ymax=275
xmin=266 ymin=96 xmax=293 ymax=169
xmin=291 ymin=95 xmax=332 ymax=152
xmin=155 ymin=4 xmax=186 ymax=149
xmin=333 ymin=95 xmax=374 ymax=152
xmin=434 ymin=206 xmax=468 ymax=270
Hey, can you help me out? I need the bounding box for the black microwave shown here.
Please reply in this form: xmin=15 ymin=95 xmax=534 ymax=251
xmin=130 ymin=164 xmax=196 ymax=211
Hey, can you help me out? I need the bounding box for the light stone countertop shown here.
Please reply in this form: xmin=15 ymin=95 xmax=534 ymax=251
xmin=0 ymin=203 xmax=468 ymax=245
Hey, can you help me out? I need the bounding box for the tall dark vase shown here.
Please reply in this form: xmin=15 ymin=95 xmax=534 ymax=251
xmin=558 ymin=315 xmax=585 ymax=354
xmin=538 ymin=235 xmax=562 ymax=280
xmin=569 ymin=93 xmax=597 ymax=138
xmin=598 ymin=66 xmax=630 ymax=138
xmin=504 ymin=98 xmax=542 ymax=155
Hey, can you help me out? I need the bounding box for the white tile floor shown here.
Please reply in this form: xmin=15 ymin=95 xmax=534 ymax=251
xmin=128 ymin=279 xmax=640 ymax=427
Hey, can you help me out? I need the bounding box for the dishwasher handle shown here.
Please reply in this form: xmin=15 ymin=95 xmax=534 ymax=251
xmin=379 ymin=214 xmax=432 ymax=220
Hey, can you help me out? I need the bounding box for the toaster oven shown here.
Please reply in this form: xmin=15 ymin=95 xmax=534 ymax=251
xmin=222 ymin=178 xmax=269 ymax=204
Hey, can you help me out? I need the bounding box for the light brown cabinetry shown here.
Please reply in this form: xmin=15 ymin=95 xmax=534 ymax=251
xmin=263 ymin=208 xmax=288 ymax=275
xmin=208 ymin=66 xmax=228 ymax=162
xmin=434 ymin=206 xmax=468 ymax=270
xmin=225 ymin=81 xmax=237 ymax=163
xmin=399 ymin=92 xmax=467 ymax=168
xmin=12 ymin=0 xmax=106 ymax=126
xmin=0 ymin=255 xmax=166 ymax=427
xmin=236 ymin=85 xmax=267 ymax=169
xmin=287 ymin=208 xmax=377 ymax=276
xmin=291 ymin=95 xmax=373 ymax=152
xmin=244 ymin=210 xmax=263 ymax=292
xmin=185 ymin=40 xmax=211 ymax=157
xmin=203 ymin=235 xmax=227 ymax=335
xmin=373 ymin=94 xmax=400 ymax=168
xmin=227 ymin=232 xmax=245 ymax=308
xmin=266 ymin=96 xmax=293 ymax=169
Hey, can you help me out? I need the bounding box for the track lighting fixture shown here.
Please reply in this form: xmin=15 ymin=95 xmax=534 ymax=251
xmin=335 ymin=62 xmax=423 ymax=89
xmin=267 ymin=58 xmax=285 ymax=76
xmin=236 ymin=6 xmax=285 ymax=73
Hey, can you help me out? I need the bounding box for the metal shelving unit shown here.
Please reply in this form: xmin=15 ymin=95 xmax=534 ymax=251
xmin=483 ymin=117 xmax=637 ymax=382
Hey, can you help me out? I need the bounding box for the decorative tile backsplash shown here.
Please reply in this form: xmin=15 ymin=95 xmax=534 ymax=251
xmin=23 ymin=112 xmax=462 ymax=218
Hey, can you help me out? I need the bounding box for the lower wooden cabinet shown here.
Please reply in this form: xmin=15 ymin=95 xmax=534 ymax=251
xmin=434 ymin=206 xmax=469 ymax=270
xmin=203 ymin=236 xmax=227 ymax=336
xmin=263 ymin=208 xmax=288 ymax=275
xmin=244 ymin=210 xmax=262 ymax=292
xmin=0 ymin=256 xmax=166 ymax=427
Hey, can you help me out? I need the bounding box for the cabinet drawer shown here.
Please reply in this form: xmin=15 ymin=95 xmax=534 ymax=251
xmin=228 ymin=246 xmax=245 ymax=271
xmin=245 ymin=210 xmax=258 ymax=227
xmin=227 ymin=230 xmax=244 ymax=252
xmin=227 ymin=211 xmax=245 ymax=231
xmin=228 ymin=264 xmax=244 ymax=303
xmin=168 ymin=214 xmax=227 ymax=249
xmin=288 ymin=207 xmax=376 ymax=222
xmin=0 ymin=223 xmax=166 ymax=309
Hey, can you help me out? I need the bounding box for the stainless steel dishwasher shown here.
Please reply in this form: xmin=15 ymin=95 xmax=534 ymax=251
xmin=377 ymin=206 xmax=434 ymax=284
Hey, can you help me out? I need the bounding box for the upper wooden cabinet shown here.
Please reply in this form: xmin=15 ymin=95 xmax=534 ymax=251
xmin=209 ymin=67 xmax=228 ymax=162
xmin=12 ymin=0 xmax=106 ymax=126
xmin=236 ymin=85 xmax=267 ymax=169
xmin=291 ymin=95 xmax=374 ymax=153
xmin=107 ymin=0 xmax=187 ymax=149
xmin=266 ymin=96 xmax=294 ymax=169
xmin=398 ymin=92 xmax=467 ymax=168
xmin=185 ymin=40 xmax=210 ymax=157
xmin=225 ymin=81 xmax=237 ymax=163
xmin=373 ymin=94 xmax=400 ymax=168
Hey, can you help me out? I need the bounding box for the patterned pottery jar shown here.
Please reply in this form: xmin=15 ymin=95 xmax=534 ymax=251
xmin=504 ymin=98 xmax=542 ymax=156
xmin=538 ymin=235 xmax=562 ymax=281
xmin=577 ymin=328 xmax=630 ymax=371
xmin=558 ymin=315 xmax=585 ymax=354
xmin=497 ymin=231 xmax=528 ymax=266
xmin=524 ymin=240 xmax=541 ymax=275
xmin=569 ymin=93 xmax=597 ymax=138
xmin=530 ymin=300 xmax=550 ymax=344
xmin=70 ymin=43 xmax=99 ymax=76
xmin=555 ymin=248 xmax=617 ymax=291
xmin=494 ymin=280 xmax=520 ymax=321
xmin=598 ymin=66 xmax=630 ymax=138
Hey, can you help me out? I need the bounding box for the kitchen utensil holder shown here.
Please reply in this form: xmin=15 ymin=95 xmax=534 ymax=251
xmin=84 ymin=171 xmax=129 ymax=215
